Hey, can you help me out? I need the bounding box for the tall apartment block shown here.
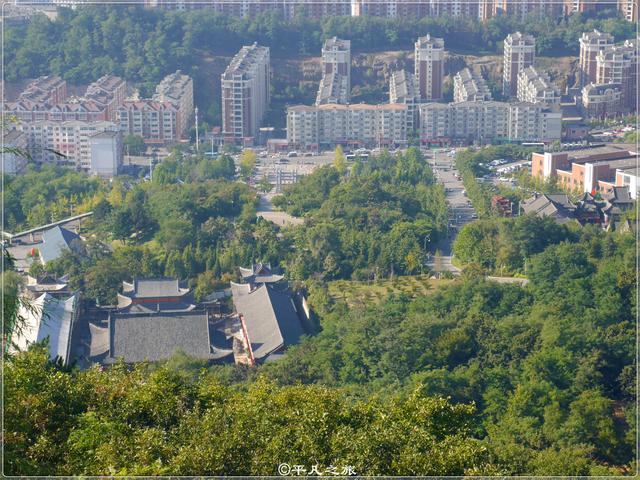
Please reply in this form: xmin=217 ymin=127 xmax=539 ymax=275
xmin=316 ymin=73 xmax=350 ymax=105
xmin=415 ymin=35 xmax=445 ymax=101
xmin=453 ymin=68 xmax=492 ymax=103
xmin=487 ymin=0 xmax=562 ymax=20
xmin=596 ymin=39 xmax=637 ymax=112
xmin=389 ymin=70 xmax=420 ymax=131
xmin=517 ymin=67 xmax=560 ymax=105
xmin=503 ymin=32 xmax=535 ymax=98
xmin=579 ymin=30 xmax=614 ymax=86
xmin=221 ymin=43 xmax=270 ymax=144
xmin=286 ymin=103 xmax=407 ymax=149
xmin=321 ymin=37 xmax=351 ymax=95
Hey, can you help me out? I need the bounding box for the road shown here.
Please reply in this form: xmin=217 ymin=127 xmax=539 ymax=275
xmin=424 ymin=148 xmax=476 ymax=274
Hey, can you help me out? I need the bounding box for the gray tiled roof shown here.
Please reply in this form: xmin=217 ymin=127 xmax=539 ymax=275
xmin=109 ymin=311 xmax=212 ymax=363
xmin=39 ymin=226 xmax=81 ymax=264
xmin=231 ymin=283 xmax=303 ymax=361
xmin=522 ymin=194 xmax=576 ymax=223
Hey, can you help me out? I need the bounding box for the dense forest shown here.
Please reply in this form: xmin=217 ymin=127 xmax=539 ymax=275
xmin=4 ymin=6 xmax=635 ymax=125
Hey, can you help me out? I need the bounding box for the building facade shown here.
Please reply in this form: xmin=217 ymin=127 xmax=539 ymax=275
xmin=221 ymin=43 xmax=271 ymax=144
xmin=516 ymin=66 xmax=560 ymax=105
xmin=389 ymin=70 xmax=420 ymax=131
xmin=152 ymin=70 xmax=194 ymax=138
xmin=415 ymin=35 xmax=445 ymax=101
xmin=596 ymin=39 xmax=638 ymax=112
xmin=286 ymin=103 xmax=408 ymax=149
xmin=579 ymin=30 xmax=614 ymax=86
xmin=453 ymin=68 xmax=492 ymax=103
xmin=418 ymin=100 xmax=561 ymax=144
xmin=116 ymin=101 xmax=179 ymax=145
xmin=503 ymin=32 xmax=536 ymax=98
xmin=89 ymin=130 xmax=123 ymax=178
xmin=21 ymin=120 xmax=119 ymax=171
xmin=581 ymin=83 xmax=624 ymax=118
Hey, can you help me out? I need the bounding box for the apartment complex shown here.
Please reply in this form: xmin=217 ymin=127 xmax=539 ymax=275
xmin=151 ymin=70 xmax=194 ymax=138
xmin=418 ymin=101 xmax=561 ymax=144
xmin=116 ymin=70 xmax=193 ymax=144
xmin=516 ymin=67 xmax=560 ymax=105
xmin=286 ymin=103 xmax=408 ymax=149
xmin=581 ymin=83 xmax=624 ymax=118
xmin=415 ymin=35 xmax=445 ymax=101
xmin=482 ymin=0 xmax=562 ymax=20
xmin=316 ymin=37 xmax=351 ymax=105
xmin=389 ymin=70 xmax=420 ymax=131
xmin=221 ymin=43 xmax=270 ymax=144
xmin=453 ymin=68 xmax=492 ymax=103
xmin=21 ymin=120 xmax=120 ymax=172
xmin=5 ymin=74 xmax=126 ymax=123
xmin=503 ymin=32 xmax=535 ymax=97
xmin=579 ymin=30 xmax=614 ymax=86
xmin=617 ymin=0 xmax=638 ymax=22
xmin=596 ymin=39 xmax=637 ymax=111
xmin=531 ymin=145 xmax=637 ymax=195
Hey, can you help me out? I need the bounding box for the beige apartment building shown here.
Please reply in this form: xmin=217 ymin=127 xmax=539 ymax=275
xmin=453 ymin=68 xmax=492 ymax=103
xmin=221 ymin=43 xmax=270 ymax=144
xmin=579 ymin=30 xmax=614 ymax=86
xmin=516 ymin=66 xmax=560 ymax=105
xmin=286 ymin=103 xmax=407 ymax=150
xmin=596 ymin=39 xmax=637 ymax=112
xmin=418 ymin=101 xmax=561 ymax=144
xmin=152 ymin=70 xmax=194 ymax=138
xmin=389 ymin=70 xmax=420 ymax=131
xmin=116 ymin=101 xmax=179 ymax=145
xmin=581 ymin=83 xmax=624 ymax=119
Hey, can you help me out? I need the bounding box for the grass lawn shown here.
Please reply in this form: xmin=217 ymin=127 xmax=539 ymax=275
xmin=328 ymin=275 xmax=454 ymax=308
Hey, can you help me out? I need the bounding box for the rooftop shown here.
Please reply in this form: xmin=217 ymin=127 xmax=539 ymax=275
xmin=39 ymin=226 xmax=82 ymax=264
xmin=108 ymin=311 xmax=215 ymax=363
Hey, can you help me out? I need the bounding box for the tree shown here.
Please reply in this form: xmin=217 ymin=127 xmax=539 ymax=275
xmin=333 ymin=145 xmax=347 ymax=175
xmin=257 ymin=175 xmax=272 ymax=193
xmin=239 ymin=149 xmax=257 ymax=180
xmin=123 ymin=134 xmax=146 ymax=156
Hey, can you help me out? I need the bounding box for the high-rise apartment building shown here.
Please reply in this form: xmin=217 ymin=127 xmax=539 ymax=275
xmin=453 ymin=68 xmax=492 ymax=103
xmin=488 ymin=0 xmax=561 ymax=20
xmin=389 ymin=70 xmax=420 ymax=131
xmin=415 ymin=35 xmax=445 ymax=101
xmin=221 ymin=43 xmax=270 ymax=144
xmin=579 ymin=30 xmax=614 ymax=86
xmin=596 ymin=39 xmax=637 ymax=112
xmin=116 ymin=101 xmax=179 ymax=145
xmin=517 ymin=67 xmax=560 ymax=105
xmin=503 ymin=32 xmax=536 ymax=98
xmin=286 ymin=103 xmax=407 ymax=149
xmin=618 ymin=0 xmax=638 ymax=22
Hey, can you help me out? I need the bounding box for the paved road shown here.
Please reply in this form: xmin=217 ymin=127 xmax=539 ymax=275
xmin=256 ymin=194 xmax=304 ymax=227
xmin=424 ymin=149 xmax=476 ymax=274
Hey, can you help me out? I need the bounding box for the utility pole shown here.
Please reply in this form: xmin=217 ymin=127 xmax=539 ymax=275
xmin=195 ymin=106 xmax=200 ymax=153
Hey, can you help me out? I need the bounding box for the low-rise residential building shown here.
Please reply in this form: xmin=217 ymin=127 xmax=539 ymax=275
xmin=286 ymin=103 xmax=408 ymax=150
xmin=418 ymin=101 xmax=561 ymax=144
xmin=453 ymin=68 xmax=491 ymax=103
xmin=531 ymin=144 xmax=637 ymax=194
xmin=152 ymin=70 xmax=194 ymax=138
xmin=316 ymin=71 xmax=350 ymax=105
xmin=22 ymin=120 xmax=120 ymax=171
xmin=389 ymin=70 xmax=420 ymax=131
xmin=581 ymin=83 xmax=624 ymax=119
xmin=517 ymin=66 xmax=560 ymax=105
